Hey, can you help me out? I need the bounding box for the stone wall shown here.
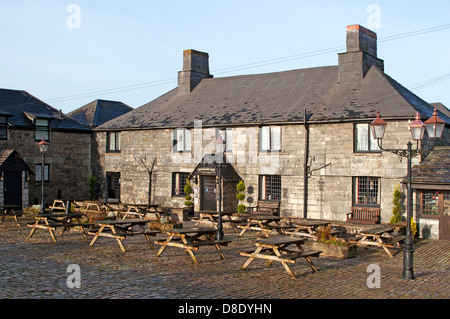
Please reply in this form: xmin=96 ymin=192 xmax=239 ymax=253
xmin=1 ymin=128 xmax=91 ymax=205
xmin=93 ymin=120 xmax=449 ymax=225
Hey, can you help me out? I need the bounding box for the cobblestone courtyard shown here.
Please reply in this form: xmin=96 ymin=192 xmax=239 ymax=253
xmin=1 ymin=217 xmax=449 ymax=300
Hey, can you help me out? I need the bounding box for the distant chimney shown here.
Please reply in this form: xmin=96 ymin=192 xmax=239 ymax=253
xmin=177 ymin=49 xmax=213 ymax=94
xmin=338 ymin=25 xmax=384 ymax=84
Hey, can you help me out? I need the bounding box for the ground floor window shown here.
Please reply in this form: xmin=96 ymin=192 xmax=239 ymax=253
xmin=420 ymin=190 xmax=450 ymax=216
xmin=172 ymin=172 xmax=190 ymax=196
xmin=353 ymin=176 xmax=380 ymax=206
xmin=259 ymin=175 xmax=281 ymax=201
xmin=35 ymin=164 xmax=50 ymax=182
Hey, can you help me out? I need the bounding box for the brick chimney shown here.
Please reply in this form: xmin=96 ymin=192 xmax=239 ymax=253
xmin=338 ymin=25 xmax=384 ymax=84
xmin=177 ymin=49 xmax=213 ymax=94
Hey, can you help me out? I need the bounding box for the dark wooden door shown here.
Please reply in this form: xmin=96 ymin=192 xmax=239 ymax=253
xmin=201 ymin=176 xmax=217 ymax=211
xmin=4 ymin=171 xmax=22 ymax=206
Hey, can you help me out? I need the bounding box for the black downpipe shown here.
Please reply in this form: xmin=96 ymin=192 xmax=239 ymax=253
xmin=303 ymin=108 xmax=310 ymax=219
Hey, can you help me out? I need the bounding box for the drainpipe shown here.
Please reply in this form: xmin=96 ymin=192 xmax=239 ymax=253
xmin=303 ymin=108 xmax=310 ymax=219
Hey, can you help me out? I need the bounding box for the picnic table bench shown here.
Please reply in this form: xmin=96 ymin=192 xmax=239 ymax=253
xmin=120 ymin=204 xmax=162 ymax=219
xmin=349 ymin=225 xmax=405 ymax=258
xmin=27 ymin=213 xmax=90 ymax=242
xmin=240 ymin=237 xmax=321 ymax=279
xmin=284 ymin=219 xmax=333 ymax=240
xmin=237 ymin=215 xmax=290 ymax=238
xmin=88 ymin=218 xmax=159 ymax=252
xmin=0 ymin=205 xmax=23 ymax=227
xmin=193 ymin=211 xmax=243 ymax=233
xmin=155 ymin=227 xmax=231 ymax=264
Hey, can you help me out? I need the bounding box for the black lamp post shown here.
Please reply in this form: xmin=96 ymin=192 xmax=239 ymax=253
xmin=214 ymin=136 xmax=226 ymax=240
xmin=37 ymin=137 xmax=49 ymax=215
xmin=370 ymin=108 xmax=445 ymax=280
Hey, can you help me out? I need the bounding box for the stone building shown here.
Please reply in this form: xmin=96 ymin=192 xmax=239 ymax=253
xmin=91 ymin=25 xmax=448 ymax=239
xmin=0 ymin=89 xmax=92 ymax=207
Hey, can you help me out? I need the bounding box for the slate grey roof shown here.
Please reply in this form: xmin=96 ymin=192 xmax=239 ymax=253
xmin=97 ymin=65 xmax=450 ymax=130
xmin=410 ymin=147 xmax=450 ymax=186
xmin=68 ymin=99 xmax=133 ymax=128
xmin=0 ymin=89 xmax=90 ymax=132
xmin=0 ymin=149 xmax=33 ymax=173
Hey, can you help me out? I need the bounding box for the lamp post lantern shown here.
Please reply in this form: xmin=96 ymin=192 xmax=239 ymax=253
xmin=214 ymin=136 xmax=226 ymax=240
xmin=370 ymin=108 xmax=444 ymax=280
xmin=37 ymin=138 xmax=49 ymax=215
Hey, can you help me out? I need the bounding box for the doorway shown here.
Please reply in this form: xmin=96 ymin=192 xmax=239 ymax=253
xmin=106 ymin=172 xmax=121 ymax=201
xmin=4 ymin=171 xmax=22 ymax=206
xmin=201 ymin=175 xmax=216 ymax=211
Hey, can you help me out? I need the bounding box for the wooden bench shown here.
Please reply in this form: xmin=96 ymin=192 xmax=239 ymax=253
xmin=251 ymin=201 xmax=280 ymax=216
xmin=1 ymin=206 xmax=23 ymax=226
xmin=346 ymin=207 xmax=381 ymax=224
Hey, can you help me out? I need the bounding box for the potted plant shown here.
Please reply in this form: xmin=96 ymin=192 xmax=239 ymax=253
xmin=306 ymin=225 xmax=357 ymax=259
xmin=183 ymin=180 xmax=194 ymax=216
xmin=236 ymin=180 xmax=247 ymax=214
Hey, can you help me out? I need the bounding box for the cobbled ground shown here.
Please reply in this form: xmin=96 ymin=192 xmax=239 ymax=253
xmin=1 ymin=217 xmax=449 ymax=300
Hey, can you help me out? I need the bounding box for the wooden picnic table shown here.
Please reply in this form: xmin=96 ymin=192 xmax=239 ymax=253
xmin=0 ymin=205 xmax=23 ymax=227
xmin=240 ymin=236 xmax=322 ymax=279
xmin=285 ymin=219 xmax=331 ymax=239
xmin=193 ymin=210 xmax=241 ymax=233
xmin=237 ymin=215 xmax=289 ymax=238
xmin=28 ymin=213 xmax=88 ymax=242
xmin=155 ymin=227 xmax=231 ymax=264
xmin=350 ymin=225 xmax=405 ymax=258
xmin=88 ymin=218 xmax=159 ymax=252
xmin=120 ymin=203 xmax=161 ymax=219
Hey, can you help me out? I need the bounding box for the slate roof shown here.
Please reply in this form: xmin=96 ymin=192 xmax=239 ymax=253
xmin=68 ymin=99 xmax=133 ymax=128
xmin=0 ymin=149 xmax=33 ymax=173
xmin=410 ymin=147 xmax=450 ymax=186
xmin=97 ymin=65 xmax=450 ymax=130
xmin=0 ymin=89 xmax=90 ymax=132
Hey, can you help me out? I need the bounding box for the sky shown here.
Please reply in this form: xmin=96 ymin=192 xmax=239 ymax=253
xmin=1 ymin=0 xmax=449 ymax=114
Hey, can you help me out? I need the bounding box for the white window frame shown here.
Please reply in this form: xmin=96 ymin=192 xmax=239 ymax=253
xmin=260 ymin=125 xmax=281 ymax=152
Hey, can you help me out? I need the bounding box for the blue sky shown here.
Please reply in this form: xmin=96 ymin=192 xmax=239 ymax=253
xmin=1 ymin=1 xmax=449 ymax=114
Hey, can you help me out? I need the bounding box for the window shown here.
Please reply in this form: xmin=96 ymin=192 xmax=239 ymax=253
xmin=173 ymin=129 xmax=191 ymax=153
xmin=260 ymin=126 xmax=281 ymax=152
xmin=172 ymin=172 xmax=190 ymax=196
xmin=420 ymin=190 xmax=450 ymax=217
xmin=35 ymin=118 xmax=50 ymax=141
xmin=0 ymin=116 xmax=8 ymax=140
xmin=106 ymin=132 xmax=121 ymax=152
xmin=259 ymin=175 xmax=281 ymax=201
xmin=35 ymin=164 xmax=50 ymax=182
xmin=355 ymin=123 xmax=380 ymax=152
xmin=353 ymin=176 xmax=380 ymax=206
xmin=215 ymin=128 xmax=233 ymax=153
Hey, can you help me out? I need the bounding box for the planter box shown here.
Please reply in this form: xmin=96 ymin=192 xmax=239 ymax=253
xmin=306 ymin=241 xmax=357 ymax=259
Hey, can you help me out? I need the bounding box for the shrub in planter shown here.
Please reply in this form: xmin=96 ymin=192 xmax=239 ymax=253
xmin=310 ymin=225 xmax=357 ymax=259
xmin=184 ymin=180 xmax=194 ymax=208
xmin=236 ymin=180 xmax=247 ymax=213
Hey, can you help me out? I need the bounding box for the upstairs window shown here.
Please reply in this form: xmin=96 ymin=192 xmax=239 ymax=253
xmin=106 ymin=132 xmax=121 ymax=152
xmin=215 ymin=128 xmax=233 ymax=153
xmin=35 ymin=119 xmax=50 ymax=141
xmin=354 ymin=123 xmax=380 ymax=152
xmin=173 ymin=128 xmax=191 ymax=153
xmin=0 ymin=116 xmax=8 ymax=140
xmin=260 ymin=126 xmax=281 ymax=152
